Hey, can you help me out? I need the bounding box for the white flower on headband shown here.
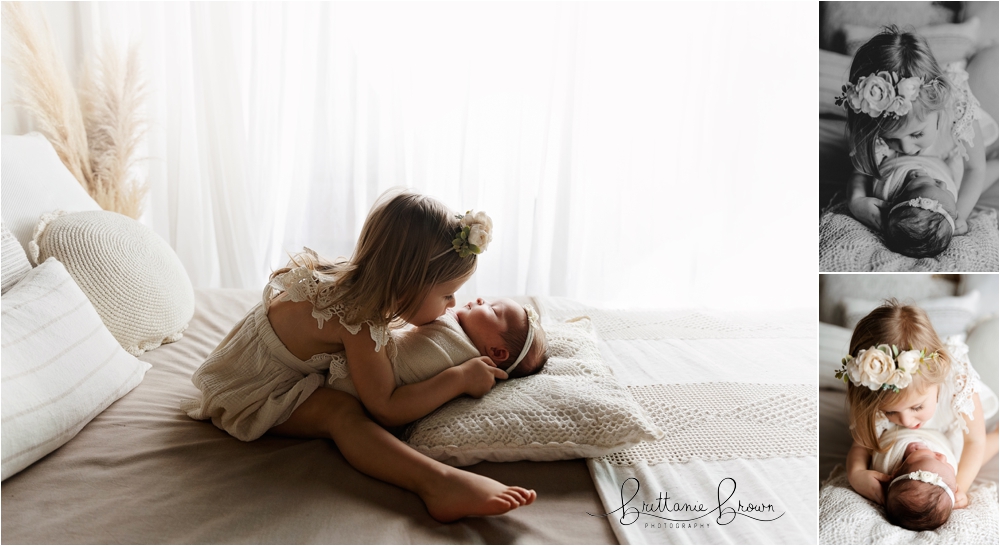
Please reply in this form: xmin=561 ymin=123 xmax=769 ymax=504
xmin=835 ymin=345 xmax=937 ymax=393
xmin=889 ymin=196 xmax=956 ymax=232
xmin=453 ymin=210 xmax=493 ymax=257
xmin=889 ymin=470 xmax=955 ymax=506
xmin=835 ymin=71 xmax=924 ymax=119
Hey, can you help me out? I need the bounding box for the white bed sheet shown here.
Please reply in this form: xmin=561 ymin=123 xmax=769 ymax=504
xmin=533 ymin=298 xmax=818 ymax=545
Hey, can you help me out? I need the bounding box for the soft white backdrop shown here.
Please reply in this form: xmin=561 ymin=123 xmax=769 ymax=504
xmin=1 ymin=2 xmax=818 ymax=310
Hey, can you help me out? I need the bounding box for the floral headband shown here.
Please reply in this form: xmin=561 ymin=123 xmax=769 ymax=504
xmin=835 ymin=71 xmax=925 ymax=119
xmin=452 ymin=210 xmax=493 ymax=258
xmin=889 ymin=470 xmax=955 ymax=506
xmin=888 ymin=197 xmax=955 ymax=232
xmin=835 ymin=344 xmax=938 ymax=393
xmin=506 ymin=305 xmax=540 ymax=374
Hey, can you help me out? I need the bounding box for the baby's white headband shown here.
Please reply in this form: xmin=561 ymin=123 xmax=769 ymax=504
xmin=889 ymin=470 xmax=955 ymax=506
xmin=506 ymin=305 xmax=540 ymax=374
xmin=888 ymin=197 xmax=955 ymax=232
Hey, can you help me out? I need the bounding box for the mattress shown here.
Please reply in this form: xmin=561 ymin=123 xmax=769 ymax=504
xmin=0 ymin=289 xmax=617 ymax=544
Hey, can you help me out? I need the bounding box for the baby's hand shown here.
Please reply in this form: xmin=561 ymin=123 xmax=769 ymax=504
xmin=955 ymin=490 xmax=969 ymax=509
xmin=955 ymin=217 xmax=969 ymax=235
xmin=848 ymin=469 xmax=891 ymax=505
xmin=458 ymin=356 xmax=507 ymax=398
xmin=849 ymin=197 xmax=885 ymax=232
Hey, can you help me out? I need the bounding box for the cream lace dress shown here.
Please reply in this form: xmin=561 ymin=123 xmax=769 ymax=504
xmin=182 ymin=266 xmax=395 ymax=442
xmin=874 ymin=337 xmax=999 ymax=465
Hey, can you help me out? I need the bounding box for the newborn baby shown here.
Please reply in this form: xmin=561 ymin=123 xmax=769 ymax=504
xmin=872 ymin=428 xmax=958 ymax=531
xmin=329 ymin=298 xmax=548 ymax=397
xmin=875 ymin=155 xmax=959 ymax=258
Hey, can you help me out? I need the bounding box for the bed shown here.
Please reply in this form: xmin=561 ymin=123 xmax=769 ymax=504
xmin=2 ymin=132 xmax=818 ymax=544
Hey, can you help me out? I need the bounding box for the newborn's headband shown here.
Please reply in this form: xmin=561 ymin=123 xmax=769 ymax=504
xmin=889 ymin=470 xmax=955 ymax=506
xmin=888 ymin=197 xmax=955 ymax=232
xmin=506 ymin=305 xmax=540 ymax=374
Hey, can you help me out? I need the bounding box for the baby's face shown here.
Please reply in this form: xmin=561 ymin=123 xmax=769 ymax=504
xmin=896 ymin=169 xmax=957 ymax=219
xmin=895 ymin=441 xmax=957 ymax=493
xmin=454 ymin=297 xmax=525 ymax=362
xmin=881 ymin=384 xmax=939 ymax=430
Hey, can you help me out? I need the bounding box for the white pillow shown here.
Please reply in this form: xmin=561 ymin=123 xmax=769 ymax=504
xmin=959 ymin=274 xmax=999 ymax=320
xmin=404 ymin=318 xmax=663 ymax=466
xmin=1 ymin=258 xmax=150 ymax=481
xmin=820 ymin=274 xmax=956 ymax=325
xmin=841 ymin=291 xmax=980 ymax=339
xmin=0 ymin=133 xmax=102 ymax=255
xmin=966 ymin=316 xmax=1000 ymax=400
xmin=819 ymin=322 xmax=853 ymax=392
xmin=30 ymin=210 xmax=195 ymax=356
xmin=1 ymin=221 xmax=31 ymax=295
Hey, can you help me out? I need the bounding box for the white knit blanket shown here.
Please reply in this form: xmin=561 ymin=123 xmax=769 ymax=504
xmin=819 ymin=465 xmax=999 ymax=545
xmin=819 ymin=203 xmax=999 ymax=272
xmin=532 ymin=300 xmax=818 ymax=545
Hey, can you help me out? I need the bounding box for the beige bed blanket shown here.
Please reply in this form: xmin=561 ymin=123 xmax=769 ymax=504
xmin=0 ymin=289 xmax=616 ymax=544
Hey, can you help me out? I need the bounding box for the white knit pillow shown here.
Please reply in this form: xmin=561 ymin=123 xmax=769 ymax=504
xmin=1 ymin=258 xmax=150 ymax=480
xmin=404 ymin=318 xmax=663 ymax=466
xmin=1 ymin=221 xmax=32 ymax=295
xmin=29 ymin=210 xmax=194 ymax=356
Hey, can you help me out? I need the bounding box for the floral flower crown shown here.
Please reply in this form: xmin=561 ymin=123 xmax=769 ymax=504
xmin=451 ymin=210 xmax=493 ymax=258
xmin=888 ymin=196 xmax=955 ymax=232
xmin=835 ymin=71 xmax=926 ymax=119
xmin=834 ymin=344 xmax=939 ymax=393
xmin=889 ymin=470 xmax=955 ymax=506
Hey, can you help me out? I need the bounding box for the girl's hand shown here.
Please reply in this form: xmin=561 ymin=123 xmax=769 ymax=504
xmin=955 ymin=490 xmax=969 ymax=509
xmin=955 ymin=217 xmax=969 ymax=235
xmin=849 ymin=197 xmax=885 ymax=232
xmin=848 ymin=469 xmax=891 ymax=505
xmin=458 ymin=357 xmax=508 ymax=398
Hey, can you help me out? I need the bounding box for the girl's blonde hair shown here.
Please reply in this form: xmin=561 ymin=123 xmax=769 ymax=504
xmin=847 ymin=300 xmax=950 ymax=452
xmin=845 ymin=27 xmax=953 ymax=179
xmin=271 ymin=188 xmax=477 ymax=327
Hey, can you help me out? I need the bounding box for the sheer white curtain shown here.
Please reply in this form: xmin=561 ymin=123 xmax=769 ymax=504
xmin=60 ymin=2 xmax=815 ymax=309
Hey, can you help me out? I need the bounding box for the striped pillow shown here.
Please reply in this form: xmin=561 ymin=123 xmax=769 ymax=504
xmin=1 ymin=258 xmax=150 ymax=480
xmin=1 ymin=221 xmax=31 ymax=295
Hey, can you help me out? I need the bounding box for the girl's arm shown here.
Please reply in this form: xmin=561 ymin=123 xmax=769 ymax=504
xmin=954 ymin=392 xmax=987 ymax=509
xmin=953 ymin=123 xmax=988 ymax=234
xmin=343 ymin=324 xmax=506 ymax=427
xmin=846 ymin=440 xmax=890 ymax=504
xmin=847 ymin=172 xmax=884 ymax=232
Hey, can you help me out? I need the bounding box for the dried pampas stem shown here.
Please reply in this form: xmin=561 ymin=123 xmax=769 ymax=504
xmin=80 ymin=39 xmax=149 ymax=218
xmin=2 ymin=1 xmax=94 ymax=192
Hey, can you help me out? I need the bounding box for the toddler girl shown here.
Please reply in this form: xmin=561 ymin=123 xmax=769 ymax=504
xmin=837 ymin=27 xmax=999 ymax=257
xmin=837 ymin=302 xmax=999 ymax=530
xmin=327 ymin=297 xmax=549 ymax=398
xmin=183 ymin=189 xmax=536 ymax=522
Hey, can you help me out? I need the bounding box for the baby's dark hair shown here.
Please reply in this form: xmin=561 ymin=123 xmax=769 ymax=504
xmin=885 ymin=480 xmax=952 ymax=531
xmin=884 ymin=205 xmax=953 ymax=258
xmin=499 ymin=314 xmax=548 ymax=378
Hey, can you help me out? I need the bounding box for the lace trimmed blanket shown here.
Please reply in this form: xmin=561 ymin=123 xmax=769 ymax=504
xmin=819 ymin=202 xmax=998 ymax=272
xmin=819 ymin=466 xmax=999 ymax=545
xmin=539 ymin=302 xmax=819 ymax=545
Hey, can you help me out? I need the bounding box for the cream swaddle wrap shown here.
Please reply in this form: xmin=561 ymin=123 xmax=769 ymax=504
xmin=328 ymin=311 xmax=480 ymax=397
xmin=871 ymin=428 xmax=959 ymax=477
xmin=873 ymin=155 xmax=958 ymax=205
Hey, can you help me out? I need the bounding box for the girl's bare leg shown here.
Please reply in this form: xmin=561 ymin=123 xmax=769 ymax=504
xmin=270 ymin=388 xmax=536 ymax=523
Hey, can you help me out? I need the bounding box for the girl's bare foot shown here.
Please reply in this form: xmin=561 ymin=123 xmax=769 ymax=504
xmin=419 ymin=468 xmax=536 ymax=523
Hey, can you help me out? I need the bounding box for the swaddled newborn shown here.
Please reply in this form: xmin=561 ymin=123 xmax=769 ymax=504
xmin=330 ymin=298 xmax=548 ymax=397
xmin=875 ymin=155 xmax=960 ymax=258
xmin=872 ymin=428 xmax=959 ymax=531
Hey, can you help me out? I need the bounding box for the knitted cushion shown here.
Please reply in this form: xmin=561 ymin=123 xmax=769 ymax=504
xmin=1 ymin=221 xmax=32 ymax=295
xmin=403 ymin=317 xmax=663 ymax=466
xmin=29 ymin=210 xmax=194 ymax=356
xmin=819 ymin=465 xmax=998 ymax=543
xmin=819 ymin=203 xmax=999 ymax=272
